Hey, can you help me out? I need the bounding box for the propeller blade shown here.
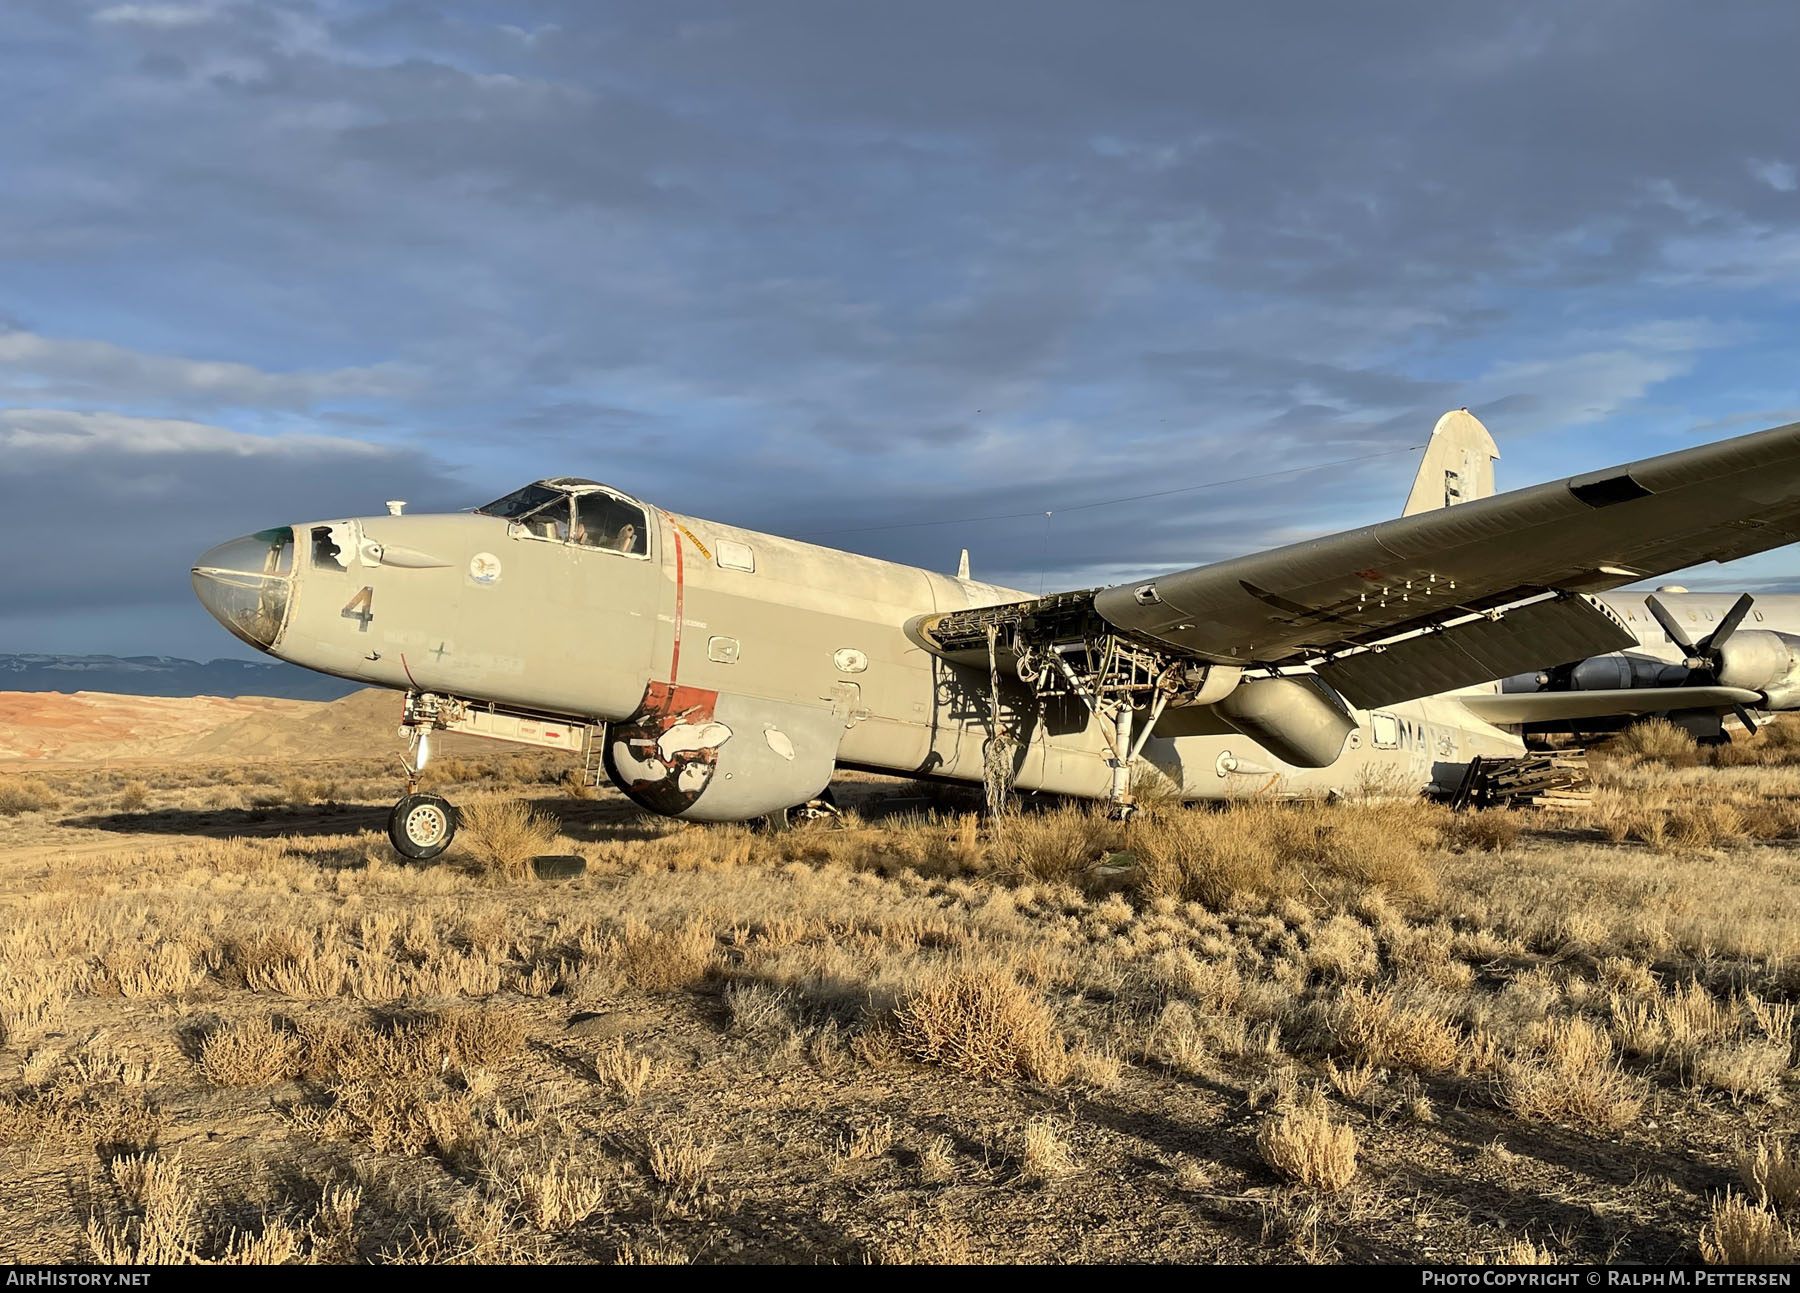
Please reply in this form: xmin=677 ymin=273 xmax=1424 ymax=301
xmin=1699 ymin=593 xmax=1757 ymax=654
xmin=1644 ymin=595 xmax=1700 ymax=658
xmin=1735 ymin=704 xmax=1761 ymax=736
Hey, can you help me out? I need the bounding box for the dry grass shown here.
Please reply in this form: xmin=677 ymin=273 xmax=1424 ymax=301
xmin=1131 ymin=799 xmax=1439 ymax=906
xmin=607 ymin=917 xmax=716 ymax=992
xmin=918 ymin=1134 xmax=957 ymax=1185
xmin=196 ymin=1016 xmax=303 ymax=1086
xmin=592 ymin=1039 xmax=653 ymax=1103
xmin=1440 ymin=810 xmax=1523 ymax=854
xmin=893 ymin=966 xmax=1069 ymax=1084
xmin=1256 ymin=1092 xmax=1358 ymax=1192
xmin=0 ymin=777 xmax=58 ymax=816
xmin=8 ymin=748 xmax=1800 ymax=1263
xmin=1488 ymin=1236 xmax=1560 ymax=1264
xmin=457 ymin=796 xmax=558 ymax=879
xmin=1701 ymin=1193 xmax=1795 ymax=1265
xmin=1739 ymin=1138 xmax=1800 ymax=1214
xmin=1609 ymin=718 xmax=1700 ymax=768
xmin=502 ymin=1156 xmax=609 ymax=1230
xmin=646 ymin=1133 xmax=715 ymax=1198
xmin=1331 ymin=986 xmax=1462 ymax=1075
xmin=1019 ymin=1117 xmax=1079 ymax=1182
xmin=1498 ymin=1017 xmax=1646 ymax=1133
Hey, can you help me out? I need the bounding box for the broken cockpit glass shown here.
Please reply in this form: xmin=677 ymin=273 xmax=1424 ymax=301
xmin=573 ymin=493 xmax=647 ymax=555
xmin=476 ymin=483 xmax=565 ymax=519
xmin=479 ymin=481 xmax=649 ymax=556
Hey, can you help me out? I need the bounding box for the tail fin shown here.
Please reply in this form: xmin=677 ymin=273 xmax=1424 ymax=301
xmin=1402 ymin=408 xmax=1500 ymax=516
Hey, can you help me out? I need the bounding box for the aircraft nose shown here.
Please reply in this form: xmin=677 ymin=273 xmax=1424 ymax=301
xmin=191 ymin=528 xmax=296 ymax=650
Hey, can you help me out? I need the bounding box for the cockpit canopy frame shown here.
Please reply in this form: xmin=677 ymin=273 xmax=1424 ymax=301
xmin=476 ymin=479 xmax=652 ymax=558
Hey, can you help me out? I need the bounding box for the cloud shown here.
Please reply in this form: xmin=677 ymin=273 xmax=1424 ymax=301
xmin=0 ymin=407 xmax=391 ymax=456
xmin=1751 ymin=159 xmax=1798 ymax=193
xmin=6 ymin=2 xmax=1800 ymax=657
xmin=92 ymin=4 xmax=220 ymax=28
xmin=0 ymin=409 xmax=468 ymax=655
xmin=0 ymin=329 xmax=421 ymax=411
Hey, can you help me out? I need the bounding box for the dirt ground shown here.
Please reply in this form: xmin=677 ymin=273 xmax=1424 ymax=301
xmin=3 ymin=714 xmax=1800 ymax=1265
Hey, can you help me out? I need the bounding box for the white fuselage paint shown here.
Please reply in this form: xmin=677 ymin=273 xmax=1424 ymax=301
xmin=209 ymin=502 xmax=1760 ymax=810
xmin=1587 ymin=590 xmax=1800 ymax=668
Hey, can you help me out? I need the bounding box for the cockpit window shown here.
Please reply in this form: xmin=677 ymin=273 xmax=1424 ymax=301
xmin=520 ymin=497 xmax=572 ymax=542
xmin=476 ymin=483 xmax=565 ymax=519
xmin=572 ymin=493 xmax=649 ymax=555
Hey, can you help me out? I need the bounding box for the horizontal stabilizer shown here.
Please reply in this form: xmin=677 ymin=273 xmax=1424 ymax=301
xmin=1459 ymin=686 xmax=1762 ymax=725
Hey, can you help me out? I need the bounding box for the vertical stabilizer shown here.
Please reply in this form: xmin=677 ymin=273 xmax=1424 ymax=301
xmin=1402 ymin=408 xmax=1500 ymax=516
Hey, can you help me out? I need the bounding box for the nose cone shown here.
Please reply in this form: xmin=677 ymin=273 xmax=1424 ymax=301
xmin=192 ymin=528 xmax=295 ymax=651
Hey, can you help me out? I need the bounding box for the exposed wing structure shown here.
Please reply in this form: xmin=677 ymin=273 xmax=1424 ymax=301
xmin=1093 ymin=420 xmax=1800 ymax=672
xmin=1313 ymin=595 xmax=1635 ymax=709
xmin=1459 ymin=685 xmax=1762 ymax=725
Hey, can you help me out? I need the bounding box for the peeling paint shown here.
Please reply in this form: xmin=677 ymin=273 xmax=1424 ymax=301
xmin=603 ymin=681 xmax=728 ymax=816
xmin=764 ymin=728 xmax=795 ymax=761
xmin=657 ymin=721 xmax=732 ymax=762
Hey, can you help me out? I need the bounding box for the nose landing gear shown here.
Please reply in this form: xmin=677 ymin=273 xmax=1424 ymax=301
xmin=389 ymin=791 xmax=458 ymax=860
xmin=389 ymin=716 xmax=458 ymax=861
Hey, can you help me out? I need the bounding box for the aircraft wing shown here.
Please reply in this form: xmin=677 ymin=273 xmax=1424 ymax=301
xmin=1092 ymin=419 xmax=1800 ymax=704
xmin=1457 ymin=686 xmax=1762 ymax=726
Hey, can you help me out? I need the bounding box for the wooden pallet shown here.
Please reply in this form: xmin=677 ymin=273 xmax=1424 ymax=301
xmin=1449 ymin=752 xmax=1591 ymax=810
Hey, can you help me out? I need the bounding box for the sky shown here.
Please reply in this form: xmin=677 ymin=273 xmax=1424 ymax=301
xmin=5 ymin=1 xmax=1800 ymax=660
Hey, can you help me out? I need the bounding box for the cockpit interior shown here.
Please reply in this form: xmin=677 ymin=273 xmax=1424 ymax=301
xmin=477 ymin=479 xmax=650 ymax=557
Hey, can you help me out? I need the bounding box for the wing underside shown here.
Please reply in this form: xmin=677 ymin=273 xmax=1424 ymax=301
xmin=1090 ymin=420 xmax=1800 ymax=673
xmin=1313 ymin=595 xmax=1636 ymax=709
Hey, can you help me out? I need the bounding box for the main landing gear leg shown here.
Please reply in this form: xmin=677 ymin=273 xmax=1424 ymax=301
xmin=389 ymin=720 xmax=458 ymax=861
xmin=1046 ymin=655 xmax=1175 ymax=822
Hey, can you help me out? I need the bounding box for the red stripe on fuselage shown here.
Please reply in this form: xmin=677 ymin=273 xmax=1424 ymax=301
xmin=666 ymin=512 xmax=684 ymax=683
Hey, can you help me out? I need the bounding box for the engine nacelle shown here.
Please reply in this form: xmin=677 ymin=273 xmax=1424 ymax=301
xmin=1213 ymin=677 xmax=1356 ymax=769
xmin=603 ymin=685 xmax=843 ymax=822
xmin=1716 ymin=631 xmax=1800 ymax=696
xmin=1566 ymin=652 xmax=1684 ymax=691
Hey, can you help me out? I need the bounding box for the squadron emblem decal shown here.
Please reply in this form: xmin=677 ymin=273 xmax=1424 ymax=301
xmin=469 ymin=552 xmax=502 ymax=584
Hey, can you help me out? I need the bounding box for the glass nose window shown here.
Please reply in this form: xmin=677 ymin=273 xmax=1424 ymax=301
xmin=196 ymin=528 xmax=294 ymax=577
xmin=191 ymin=527 xmax=295 ymax=650
xmin=191 ymin=570 xmax=292 ymax=649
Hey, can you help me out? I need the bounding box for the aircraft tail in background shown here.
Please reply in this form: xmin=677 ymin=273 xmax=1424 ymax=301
xmin=1403 ymin=408 xmax=1500 ymax=516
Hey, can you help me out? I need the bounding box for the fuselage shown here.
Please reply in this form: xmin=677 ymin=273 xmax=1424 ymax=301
xmin=191 ymin=482 xmax=1527 ymax=817
xmin=1572 ymin=589 xmax=1800 ymax=675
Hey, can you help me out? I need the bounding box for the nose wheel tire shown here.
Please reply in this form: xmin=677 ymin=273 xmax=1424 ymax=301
xmin=389 ymin=792 xmax=457 ymax=860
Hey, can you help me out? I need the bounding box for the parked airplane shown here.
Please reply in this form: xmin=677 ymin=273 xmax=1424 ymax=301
xmin=1484 ymin=587 xmax=1800 ymax=740
xmin=191 ymin=411 xmax=1800 ymax=858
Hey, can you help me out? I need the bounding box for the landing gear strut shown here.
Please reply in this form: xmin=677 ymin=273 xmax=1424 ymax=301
xmin=389 ymin=716 xmax=457 ymax=860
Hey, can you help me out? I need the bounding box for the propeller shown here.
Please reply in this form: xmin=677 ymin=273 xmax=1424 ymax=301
xmin=1644 ymin=592 xmax=1756 ymax=682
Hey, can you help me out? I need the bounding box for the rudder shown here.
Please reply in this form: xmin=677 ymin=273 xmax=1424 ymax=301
xmin=1402 ymin=408 xmax=1500 ymax=516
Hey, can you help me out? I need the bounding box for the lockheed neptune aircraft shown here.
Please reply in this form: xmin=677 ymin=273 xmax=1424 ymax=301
xmin=190 ymin=411 xmax=1800 ymax=858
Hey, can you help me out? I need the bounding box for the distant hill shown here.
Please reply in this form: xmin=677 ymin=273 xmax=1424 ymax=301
xmin=0 ymin=688 xmax=528 ymax=763
xmin=0 ymin=654 xmax=361 ymax=701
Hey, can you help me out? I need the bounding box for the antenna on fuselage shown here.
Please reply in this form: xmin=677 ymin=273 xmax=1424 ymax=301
xmin=956 ymin=548 xmax=971 ymax=581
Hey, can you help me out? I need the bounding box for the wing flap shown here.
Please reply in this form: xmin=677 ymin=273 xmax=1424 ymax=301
xmin=1314 ymin=596 xmax=1637 ymax=709
xmin=1459 ymin=686 xmax=1762 ymax=725
xmin=1093 ymin=420 xmax=1800 ymax=667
